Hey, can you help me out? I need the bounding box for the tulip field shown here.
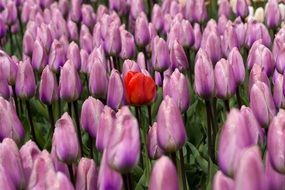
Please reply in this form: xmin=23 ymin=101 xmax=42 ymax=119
xmin=1 ymin=0 xmax=285 ymax=189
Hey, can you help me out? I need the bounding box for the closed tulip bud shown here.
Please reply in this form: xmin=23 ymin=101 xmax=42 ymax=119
xmin=0 ymin=50 xmax=17 ymax=86
xmin=0 ymin=77 xmax=10 ymax=100
xmin=39 ymin=66 xmax=59 ymax=104
xmin=212 ymin=171 xmax=234 ymax=190
xmin=147 ymin=122 xmax=164 ymax=160
xmin=50 ymin=145 xmax=70 ymax=178
xmin=67 ymin=42 xmax=81 ymax=71
xmin=163 ymin=69 xmax=190 ymax=112
xmin=122 ymin=60 xmax=141 ymax=78
xmin=37 ymin=24 xmax=52 ymax=51
xmin=93 ymin=23 xmax=103 ymax=48
xmin=28 ymin=150 xmax=56 ymax=189
xmin=276 ymin=44 xmax=285 ymax=74
xmin=170 ymin=40 xmax=189 ymax=71
xmin=249 ymin=64 xmax=271 ymax=93
xmin=98 ymin=150 xmax=123 ymax=190
xmin=96 ymin=106 xmax=116 ymax=152
xmin=181 ymin=20 xmax=194 ymax=48
xmin=273 ymin=71 xmax=285 ymax=108
xmin=0 ymin=138 xmax=25 ymax=189
xmin=80 ymin=49 xmax=89 ymax=74
xmin=80 ymin=25 xmax=93 ymax=53
xmin=228 ymin=47 xmax=245 ymax=85
xmin=233 ymin=17 xmax=246 ymax=47
xmin=247 ymin=42 xmax=275 ymax=76
xmin=81 ymin=4 xmax=95 ymax=28
xmin=222 ymin=22 xmax=239 ymax=56
xmin=250 ymin=81 xmax=276 ymax=127
xmin=152 ymin=4 xmax=163 ymax=31
xmin=70 ymin=0 xmax=82 ymax=23
xmin=218 ymin=109 xmax=252 ymax=177
xmin=218 ymin=0 xmax=231 ymax=18
xmin=217 ymin=16 xmax=228 ymax=35
xmin=104 ymin=24 xmax=121 ymax=56
xmin=130 ymin=0 xmax=144 ymax=18
xmin=4 ymin=1 xmax=17 ymax=25
xmin=194 ymin=49 xmax=215 ymax=99
xmin=265 ymin=0 xmax=281 ymax=28
xmin=87 ymin=46 xmax=107 ymax=74
xmin=49 ymin=40 xmax=67 ymax=73
xmin=149 ymin=156 xmax=179 ymax=190
xmin=107 ymin=70 xmax=124 ymax=110
xmin=109 ymin=0 xmax=127 ymax=15
xmin=32 ymin=40 xmax=48 ymax=72
xmin=157 ymin=96 xmax=187 ymax=153
xmin=107 ymin=106 xmax=140 ymax=172
xmin=193 ymin=23 xmax=202 ymax=50
xmin=235 ymin=146 xmax=267 ymax=190
xmin=235 ymin=0 xmax=249 ymax=18
xmin=20 ymin=140 xmax=41 ymax=182
xmin=193 ymin=0 xmax=207 ymax=22
xmin=152 ymin=36 xmax=171 ymax=72
xmin=47 ymin=171 xmax=74 ymax=190
xmin=214 ymin=58 xmax=236 ymax=99
xmin=15 ymin=59 xmax=36 ymax=99
xmin=59 ymin=60 xmax=82 ymax=102
xmin=53 ymin=113 xmax=80 ymax=163
xmin=137 ymin=52 xmax=146 ymax=70
xmin=124 ymin=71 xmax=156 ymax=106
xmin=89 ymin=62 xmax=108 ymax=100
xmin=202 ymin=31 xmax=222 ymax=64
xmin=76 ymin=158 xmax=97 ymax=190
xmin=0 ymin=165 xmax=16 ymax=190
xmin=120 ymin=29 xmax=136 ymax=59
xmin=135 ymin=13 xmax=150 ymax=47
xmin=81 ymin=97 xmax=104 ymax=138
xmin=67 ymin=20 xmax=79 ymax=41
xmin=245 ymin=20 xmax=271 ymax=48
xmin=268 ymin=110 xmax=285 ymax=174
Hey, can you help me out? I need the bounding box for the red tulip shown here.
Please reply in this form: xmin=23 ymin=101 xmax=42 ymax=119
xmin=124 ymin=71 xmax=156 ymax=106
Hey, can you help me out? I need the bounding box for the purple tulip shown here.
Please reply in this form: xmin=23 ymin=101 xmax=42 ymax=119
xmin=59 ymin=60 xmax=82 ymax=102
xmin=275 ymin=44 xmax=285 ymax=74
xmin=67 ymin=42 xmax=81 ymax=71
xmin=250 ymin=81 xmax=276 ymax=127
xmin=192 ymin=0 xmax=208 ymax=22
xmin=4 ymin=1 xmax=17 ymax=26
xmin=235 ymin=146 xmax=267 ymax=190
xmin=32 ymin=40 xmax=48 ymax=72
xmin=0 ymin=138 xmax=25 ymax=189
xmin=273 ymin=71 xmax=285 ymax=108
xmin=212 ymin=171 xmax=234 ymax=190
xmin=214 ymin=58 xmax=236 ymax=99
xmin=107 ymin=69 xmax=124 ymax=110
xmin=15 ymin=59 xmax=36 ymax=99
xmin=120 ymin=29 xmax=136 ymax=59
xmin=0 ymin=165 xmax=16 ymax=190
xmin=48 ymin=40 xmax=67 ymax=73
xmin=50 ymin=146 xmax=70 ymax=178
xmin=19 ymin=140 xmax=41 ymax=182
xmin=137 ymin=52 xmax=146 ymax=70
xmin=149 ymin=156 xmax=179 ymax=190
xmin=107 ymin=106 xmax=140 ymax=173
xmin=218 ymin=0 xmax=231 ymax=18
xmin=248 ymin=64 xmax=271 ymax=93
xmin=80 ymin=25 xmax=93 ymax=54
xmin=268 ymin=109 xmax=285 ymax=174
xmin=233 ymin=17 xmax=246 ymax=47
xmin=96 ymin=106 xmax=116 ymax=152
xmin=89 ymin=62 xmax=108 ymax=100
xmin=222 ymin=22 xmax=239 ymax=56
xmin=46 ymin=171 xmax=74 ymax=190
xmin=67 ymin=20 xmax=79 ymax=41
xmin=152 ymin=36 xmax=171 ymax=72
xmin=0 ymin=76 xmax=10 ymax=100
xmin=70 ymin=0 xmax=82 ymax=23
xmin=170 ymin=40 xmax=189 ymax=71
xmin=39 ymin=66 xmax=59 ymax=105
xmin=109 ymin=0 xmax=127 ymax=15
xmin=135 ymin=13 xmax=150 ymax=47
xmin=235 ymin=0 xmax=249 ymax=18
xmin=228 ymin=47 xmax=245 ymax=85
xmin=265 ymin=0 xmax=281 ymax=28
xmin=157 ymin=96 xmax=187 ymax=153
xmin=81 ymin=4 xmax=95 ymax=28
xmin=87 ymin=46 xmax=107 ymax=74
xmin=193 ymin=23 xmax=202 ymax=50
xmin=98 ymin=150 xmax=123 ymax=190
xmin=122 ymin=59 xmax=141 ymax=78
xmin=147 ymin=122 xmax=164 ymax=160
xmin=53 ymin=112 xmax=80 ymax=163
xmin=163 ymin=69 xmax=190 ymax=112
xmin=152 ymin=4 xmax=163 ymax=32
xmin=217 ymin=15 xmax=228 ymax=36
xmin=36 ymin=24 xmax=52 ymax=51
xmin=245 ymin=20 xmax=271 ymax=48
xmin=80 ymin=97 xmax=104 ymax=138
xmin=130 ymin=0 xmax=145 ymax=18
xmin=104 ymin=23 xmax=121 ymax=56
xmin=75 ymin=158 xmax=97 ymax=190
xmin=194 ymin=49 xmax=215 ymax=99
xmin=80 ymin=49 xmax=89 ymax=74
xmin=218 ymin=109 xmax=252 ymax=177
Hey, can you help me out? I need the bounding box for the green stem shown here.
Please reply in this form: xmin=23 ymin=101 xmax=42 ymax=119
xmin=68 ymin=102 xmax=72 ymax=116
xmin=205 ymin=100 xmax=214 ymax=162
xmin=89 ymin=134 xmax=94 ymax=160
xmin=26 ymin=100 xmax=38 ymax=146
xmin=236 ymin=86 xmax=242 ymax=108
xmin=9 ymin=27 xmax=13 ymax=55
xmin=179 ymin=149 xmax=187 ymax=190
xmin=224 ymin=99 xmax=230 ymax=112
xmin=12 ymin=85 xmax=19 ymax=116
xmin=147 ymin=105 xmax=152 ymax=126
xmin=68 ymin=164 xmax=75 ymax=185
xmin=48 ymin=104 xmax=55 ymax=130
xmin=73 ymin=101 xmax=84 ymax=156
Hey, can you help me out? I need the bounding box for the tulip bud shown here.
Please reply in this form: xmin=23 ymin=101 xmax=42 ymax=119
xmin=59 ymin=60 xmax=82 ymax=102
xmin=170 ymin=40 xmax=189 ymax=71
xmin=76 ymin=158 xmax=97 ymax=190
xmin=70 ymin=0 xmax=82 ymax=23
xmin=163 ymin=69 xmax=190 ymax=112
xmin=214 ymin=58 xmax=236 ymax=99
xmin=149 ymin=156 xmax=179 ymax=190
xmin=235 ymin=146 xmax=267 ymax=190
xmin=218 ymin=109 xmax=252 ymax=177
xmin=37 ymin=24 xmax=52 ymax=51
xmin=273 ymin=71 xmax=285 ymax=108
xmin=80 ymin=49 xmax=89 ymax=74
xmin=218 ymin=0 xmax=231 ymax=18
xmin=0 ymin=165 xmax=16 ymax=190
xmin=193 ymin=23 xmax=202 ymax=50
xmin=98 ymin=150 xmax=123 ymax=190
xmin=4 ymin=1 xmax=17 ymax=26
xmin=80 ymin=25 xmax=93 ymax=54
xmin=147 ymin=122 xmax=164 ymax=160
xmin=20 ymin=140 xmax=41 ymax=182
xmin=120 ymin=29 xmax=136 ymax=59
xmin=67 ymin=42 xmax=81 ymax=71
xmin=50 ymin=145 xmax=70 ymax=178
xmin=192 ymin=0 xmax=207 ymax=22
xmin=212 ymin=171 xmax=234 ymax=190
xmin=157 ymin=96 xmax=187 ymax=153
xmin=122 ymin=60 xmax=141 ymax=78
xmin=233 ymin=17 xmax=246 ymax=47
xmin=194 ymin=49 xmax=215 ymax=99
xmin=235 ymin=0 xmax=249 ymax=18
xmin=107 ymin=69 xmax=124 ymax=110
xmin=203 ymin=31 xmax=222 ymax=64
xmin=250 ymin=81 xmax=276 ymax=127
xmin=130 ymin=0 xmax=145 ymax=18
xmin=245 ymin=20 xmax=271 ymax=48
xmin=137 ymin=52 xmax=146 ymax=70
xmin=104 ymin=24 xmax=121 ymax=56
xmin=135 ymin=13 xmax=150 ymax=47
xmin=222 ymin=22 xmax=239 ymax=56
xmin=32 ymin=40 xmax=48 ymax=72
xmin=248 ymin=64 xmax=271 ymax=93
xmin=107 ymin=107 xmax=140 ymax=172
xmin=47 ymin=171 xmax=74 ymax=190
xmin=81 ymin=4 xmax=95 ymax=28
xmin=124 ymin=71 xmax=156 ymax=106
xmin=15 ymin=59 xmax=36 ymax=99
xmin=0 ymin=138 xmax=25 ymax=189
xmin=89 ymin=62 xmax=108 ymax=100
xmin=152 ymin=36 xmax=171 ymax=72
xmin=53 ymin=113 xmax=80 ymax=163
xmin=96 ymin=106 xmax=116 ymax=152
xmin=152 ymin=4 xmax=163 ymax=31
xmin=87 ymin=46 xmax=107 ymax=74
xmin=265 ymin=0 xmax=281 ymax=28
xmin=67 ymin=20 xmax=79 ymax=41
xmin=80 ymin=97 xmax=104 ymax=138
xmin=228 ymin=47 xmax=245 ymax=85
xmin=48 ymin=40 xmax=67 ymax=73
